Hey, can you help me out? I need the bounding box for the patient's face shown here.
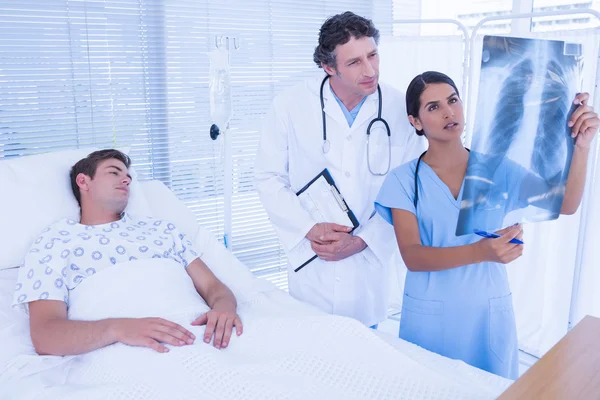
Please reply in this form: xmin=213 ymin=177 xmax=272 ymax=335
xmin=86 ymin=159 xmax=132 ymax=213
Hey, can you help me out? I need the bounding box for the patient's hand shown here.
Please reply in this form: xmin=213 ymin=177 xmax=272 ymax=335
xmin=191 ymin=309 xmax=243 ymax=350
xmin=111 ymin=317 xmax=196 ymax=353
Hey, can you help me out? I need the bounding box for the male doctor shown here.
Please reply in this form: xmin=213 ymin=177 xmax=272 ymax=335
xmin=254 ymin=11 xmax=425 ymax=327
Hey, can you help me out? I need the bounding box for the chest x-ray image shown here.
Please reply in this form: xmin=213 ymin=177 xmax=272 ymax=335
xmin=456 ymin=35 xmax=582 ymax=237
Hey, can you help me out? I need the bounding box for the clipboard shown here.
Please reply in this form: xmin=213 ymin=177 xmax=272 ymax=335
xmin=292 ymin=169 xmax=359 ymax=272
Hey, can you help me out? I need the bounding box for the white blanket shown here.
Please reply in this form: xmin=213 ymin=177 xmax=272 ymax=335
xmin=0 ymin=259 xmax=509 ymax=399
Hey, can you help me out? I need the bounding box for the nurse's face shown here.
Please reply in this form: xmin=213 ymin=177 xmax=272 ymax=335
xmin=410 ymin=83 xmax=465 ymax=142
xmin=323 ymin=36 xmax=379 ymax=99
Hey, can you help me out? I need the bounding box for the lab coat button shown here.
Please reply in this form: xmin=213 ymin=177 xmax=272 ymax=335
xmin=345 ymin=172 xmax=350 ymax=178
xmin=335 ymin=277 xmax=341 ymax=282
xmin=346 ymin=135 xmax=352 ymax=141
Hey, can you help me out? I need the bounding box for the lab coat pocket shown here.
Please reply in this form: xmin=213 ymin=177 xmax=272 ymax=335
xmin=399 ymin=294 xmax=444 ymax=355
xmin=489 ymin=293 xmax=517 ymax=364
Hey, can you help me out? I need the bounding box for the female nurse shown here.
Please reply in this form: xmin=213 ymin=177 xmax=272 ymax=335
xmin=374 ymin=71 xmax=599 ymax=379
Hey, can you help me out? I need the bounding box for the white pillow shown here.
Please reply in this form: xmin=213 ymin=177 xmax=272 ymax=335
xmin=139 ymin=180 xmax=201 ymax=242
xmin=0 ymin=148 xmax=151 ymax=270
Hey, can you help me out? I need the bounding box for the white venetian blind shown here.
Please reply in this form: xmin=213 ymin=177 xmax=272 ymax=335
xmin=0 ymin=0 xmax=226 ymax=240
xmin=0 ymin=0 xmax=392 ymax=290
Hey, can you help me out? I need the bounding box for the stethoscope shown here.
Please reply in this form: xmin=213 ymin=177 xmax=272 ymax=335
xmin=413 ymin=148 xmax=470 ymax=208
xmin=319 ymin=75 xmax=391 ymax=176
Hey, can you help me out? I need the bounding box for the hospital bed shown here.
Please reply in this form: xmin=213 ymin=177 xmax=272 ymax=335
xmin=0 ymin=149 xmax=513 ymax=399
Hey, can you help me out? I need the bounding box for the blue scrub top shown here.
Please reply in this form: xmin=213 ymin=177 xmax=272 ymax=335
xmin=375 ymin=153 xmax=528 ymax=380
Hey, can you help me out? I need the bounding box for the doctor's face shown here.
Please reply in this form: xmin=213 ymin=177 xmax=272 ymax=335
xmin=410 ymin=83 xmax=465 ymax=143
xmin=324 ymin=36 xmax=379 ymax=98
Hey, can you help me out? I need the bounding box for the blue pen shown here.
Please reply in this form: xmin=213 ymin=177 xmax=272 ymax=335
xmin=473 ymin=229 xmax=524 ymax=245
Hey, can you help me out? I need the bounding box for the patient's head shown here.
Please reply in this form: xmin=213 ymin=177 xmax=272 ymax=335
xmin=70 ymin=149 xmax=132 ymax=218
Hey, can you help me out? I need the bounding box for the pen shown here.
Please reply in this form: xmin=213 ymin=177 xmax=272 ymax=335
xmin=473 ymin=229 xmax=524 ymax=245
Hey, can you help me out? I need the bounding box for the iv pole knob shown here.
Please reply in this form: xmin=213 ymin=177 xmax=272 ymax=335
xmin=210 ymin=124 xmax=220 ymax=140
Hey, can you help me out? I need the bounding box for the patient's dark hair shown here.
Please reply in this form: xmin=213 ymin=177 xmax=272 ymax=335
xmin=406 ymin=71 xmax=460 ymax=136
xmin=313 ymin=11 xmax=379 ymax=71
xmin=70 ymin=149 xmax=131 ymax=206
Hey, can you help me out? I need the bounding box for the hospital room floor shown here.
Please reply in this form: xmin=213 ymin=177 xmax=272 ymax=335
xmin=377 ymin=314 xmax=536 ymax=377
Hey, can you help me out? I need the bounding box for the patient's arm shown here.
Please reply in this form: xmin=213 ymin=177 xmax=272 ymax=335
xmin=186 ymin=258 xmax=243 ymax=349
xmin=29 ymin=300 xmax=196 ymax=356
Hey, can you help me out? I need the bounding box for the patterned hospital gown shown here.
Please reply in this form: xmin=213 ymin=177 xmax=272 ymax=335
xmin=12 ymin=213 xmax=200 ymax=309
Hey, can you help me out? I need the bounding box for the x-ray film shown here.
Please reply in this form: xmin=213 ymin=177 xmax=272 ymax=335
xmin=456 ymin=35 xmax=583 ymax=236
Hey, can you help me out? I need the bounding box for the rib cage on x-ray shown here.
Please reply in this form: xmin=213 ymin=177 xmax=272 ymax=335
xmin=532 ymin=59 xmax=574 ymax=187
xmin=485 ymin=45 xmax=575 ymax=179
xmin=485 ymin=59 xmax=534 ymax=159
xmin=456 ymin=36 xmax=580 ymax=236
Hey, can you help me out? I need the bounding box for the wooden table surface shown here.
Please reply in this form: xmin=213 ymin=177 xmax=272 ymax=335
xmin=498 ymin=315 xmax=600 ymax=399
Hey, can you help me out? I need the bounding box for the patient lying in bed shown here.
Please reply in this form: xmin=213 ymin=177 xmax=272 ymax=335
xmin=13 ymin=149 xmax=243 ymax=356
xmin=3 ymin=148 xmax=513 ymax=399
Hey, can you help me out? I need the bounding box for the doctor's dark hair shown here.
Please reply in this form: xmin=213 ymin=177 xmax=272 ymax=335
xmin=313 ymin=11 xmax=380 ymax=70
xmin=69 ymin=149 xmax=131 ymax=207
xmin=405 ymin=71 xmax=460 ymax=136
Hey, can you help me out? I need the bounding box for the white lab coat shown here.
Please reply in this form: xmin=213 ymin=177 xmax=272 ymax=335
xmin=254 ymin=75 xmax=426 ymax=326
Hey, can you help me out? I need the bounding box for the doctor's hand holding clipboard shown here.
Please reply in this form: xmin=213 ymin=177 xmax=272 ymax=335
xmin=307 ymin=223 xmax=367 ymax=262
xmin=292 ymin=168 xmax=364 ymax=271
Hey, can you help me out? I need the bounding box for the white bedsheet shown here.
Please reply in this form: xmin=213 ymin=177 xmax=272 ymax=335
xmin=0 ymin=263 xmax=512 ymax=399
xmin=0 ymin=268 xmax=33 ymax=366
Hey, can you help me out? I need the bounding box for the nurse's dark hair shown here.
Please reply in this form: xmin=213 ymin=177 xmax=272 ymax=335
xmin=406 ymin=71 xmax=460 ymax=136
xmin=313 ymin=11 xmax=380 ymax=71
xmin=69 ymin=149 xmax=131 ymax=207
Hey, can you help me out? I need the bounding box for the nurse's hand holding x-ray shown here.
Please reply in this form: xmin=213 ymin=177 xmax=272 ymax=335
xmin=569 ymin=92 xmax=599 ymax=143
xmin=558 ymin=92 xmax=599 ymax=214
